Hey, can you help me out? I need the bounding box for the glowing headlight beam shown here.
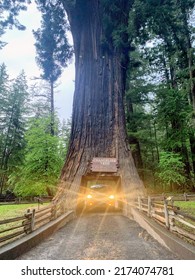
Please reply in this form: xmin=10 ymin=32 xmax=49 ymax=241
xmin=109 ymin=195 xmax=115 ymax=199
xmin=86 ymin=194 xmax=92 ymax=199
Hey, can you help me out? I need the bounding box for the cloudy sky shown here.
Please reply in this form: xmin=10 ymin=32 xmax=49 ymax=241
xmin=0 ymin=2 xmax=75 ymax=120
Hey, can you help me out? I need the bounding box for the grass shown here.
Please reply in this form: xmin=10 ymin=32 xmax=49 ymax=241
xmin=0 ymin=203 xmax=45 ymax=220
xmin=173 ymin=201 xmax=195 ymax=216
xmin=171 ymin=201 xmax=195 ymax=245
xmin=0 ymin=203 xmax=50 ymax=247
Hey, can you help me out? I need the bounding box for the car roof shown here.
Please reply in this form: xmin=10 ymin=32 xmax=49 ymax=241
xmin=90 ymin=184 xmax=106 ymax=189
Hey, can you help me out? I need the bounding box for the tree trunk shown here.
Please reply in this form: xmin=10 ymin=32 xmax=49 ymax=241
xmin=189 ymin=133 xmax=195 ymax=177
xmin=50 ymin=80 xmax=55 ymax=136
xmin=57 ymin=0 xmax=144 ymax=212
xmin=179 ymin=3 xmax=195 ymax=175
xmin=126 ymin=97 xmax=144 ymax=179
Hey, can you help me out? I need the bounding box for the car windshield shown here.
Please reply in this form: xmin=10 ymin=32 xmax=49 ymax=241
xmin=89 ymin=185 xmax=113 ymax=193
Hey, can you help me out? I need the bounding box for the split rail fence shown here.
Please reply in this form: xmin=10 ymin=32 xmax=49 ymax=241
xmin=134 ymin=193 xmax=195 ymax=243
xmin=1 ymin=192 xmax=195 ymax=248
xmin=0 ymin=200 xmax=66 ymax=247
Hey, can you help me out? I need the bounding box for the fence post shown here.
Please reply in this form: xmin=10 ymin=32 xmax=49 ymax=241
xmin=184 ymin=192 xmax=187 ymax=201
xmin=169 ymin=216 xmax=175 ymax=231
xmin=51 ymin=203 xmax=57 ymax=220
xmin=164 ymin=199 xmax=170 ymax=229
xmin=30 ymin=209 xmax=35 ymax=232
xmin=25 ymin=209 xmax=35 ymax=233
xmin=148 ymin=196 xmax=151 ymax=217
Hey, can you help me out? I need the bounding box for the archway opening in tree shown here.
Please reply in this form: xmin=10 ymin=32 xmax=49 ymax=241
xmin=76 ymin=174 xmax=124 ymax=213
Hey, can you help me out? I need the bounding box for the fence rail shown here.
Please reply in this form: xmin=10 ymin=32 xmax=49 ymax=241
xmin=0 ymin=196 xmax=53 ymax=205
xmin=134 ymin=194 xmax=195 ymax=243
xmin=0 ymin=200 xmax=67 ymax=247
xmin=1 ymin=192 xmax=194 ymax=247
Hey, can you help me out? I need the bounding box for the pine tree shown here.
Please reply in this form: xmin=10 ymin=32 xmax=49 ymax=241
xmin=127 ymin=0 xmax=195 ymax=189
xmin=0 ymin=70 xmax=29 ymax=193
xmin=33 ymin=0 xmax=72 ymax=135
xmin=0 ymin=63 xmax=9 ymax=193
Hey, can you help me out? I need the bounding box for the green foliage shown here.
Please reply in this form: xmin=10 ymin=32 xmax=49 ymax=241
xmin=126 ymin=47 xmax=160 ymax=180
xmin=156 ymin=152 xmax=186 ymax=187
xmin=59 ymin=118 xmax=71 ymax=160
xmin=0 ymin=0 xmax=29 ymax=48
xmin=0 ymin=66 xmax=29 ymax=193
xmin=33 ymin=1 xmax=73 ymax=83
xmin=0 ymin=64 xmax=71 ymax=197
xmin=10 ymin=116 xmax=64 ymax=197
xmin=33 ymin=1 xmax=73 ymax=136
xmin=128 ymin=0 xmax=149 ymax=43
xmin=156 ymin=86 xmax=191 ymax=150
xmin=101 ymin=0 xmax=132 ymax=59
xmin=29 ymin=81 xmax=51 ymax=118
xmin=126 ymin=0 xmax=195 ymax=191
xmin=0 ymin=63 xmax=9 ymax=127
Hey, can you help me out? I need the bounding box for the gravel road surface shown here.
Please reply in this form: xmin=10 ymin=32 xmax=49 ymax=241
xmin=18 ymin=213 xmax=179 ymax=260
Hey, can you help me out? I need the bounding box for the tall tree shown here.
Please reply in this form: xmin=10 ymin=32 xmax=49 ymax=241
xmin=128 ymin=0 xmax=195 ymax=188
xmin=0 ymin=63 xmax=9 ymax=193
xmin=47 ymin=0 xmax=145 ymax=211
xmin=0 ymin=70 xmax=29 ymax=193
xmin=33 ymin=0 xmax=72 ymax=135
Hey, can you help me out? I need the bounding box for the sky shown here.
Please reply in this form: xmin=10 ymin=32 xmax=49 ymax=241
xmin=0 ymin=2 xmax=75 ymax=121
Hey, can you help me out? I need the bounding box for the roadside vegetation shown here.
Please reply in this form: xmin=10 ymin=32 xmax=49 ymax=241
xmin=0 ymin=63 xmax=71 ymax=198
xmin=174 ymin=201 xmax=195 ymax=217
xmin=0 ymin=203 xmax=49 ymax=220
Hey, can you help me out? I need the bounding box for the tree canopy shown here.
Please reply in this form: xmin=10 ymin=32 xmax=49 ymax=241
xmin=34 ymin=0 xmax=72 ymax=83
xmin=0 ymin=0 xmax=30 ymax=48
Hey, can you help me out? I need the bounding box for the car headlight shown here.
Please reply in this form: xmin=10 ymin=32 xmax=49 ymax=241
xmin=109 ymin=195 xmax=115 ymax=199
xmin=86 ymin=194 xmax=92 ymax=199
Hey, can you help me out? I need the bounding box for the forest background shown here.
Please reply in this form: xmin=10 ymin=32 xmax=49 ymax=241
xmin=0 ymin=0 xmax=195 ymax=198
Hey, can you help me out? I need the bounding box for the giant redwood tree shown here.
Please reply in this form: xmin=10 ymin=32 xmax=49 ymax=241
xmin=51 ymin=0 xmax=145 ymax=211
xmin=0 ymin=0 xmax=144 ymax=211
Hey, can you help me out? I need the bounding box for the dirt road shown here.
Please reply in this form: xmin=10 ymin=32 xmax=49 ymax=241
xmin=18 ymin=213 xmax=179 ymax=260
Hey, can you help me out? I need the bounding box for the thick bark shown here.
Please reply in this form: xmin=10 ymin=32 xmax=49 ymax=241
xmin=57 ymin=0 xmax=144 ymax=211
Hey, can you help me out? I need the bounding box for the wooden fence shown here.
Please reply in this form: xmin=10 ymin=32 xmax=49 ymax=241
xmin=0 ymin=196 xmax=53 ymax=205
xmin=0 ymin=200 xmax=67 ymax=247
xmin=134 ymin=193 xmax=195 ymax=243
xmin=1 ymin=192 xmax=194 ymax=248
